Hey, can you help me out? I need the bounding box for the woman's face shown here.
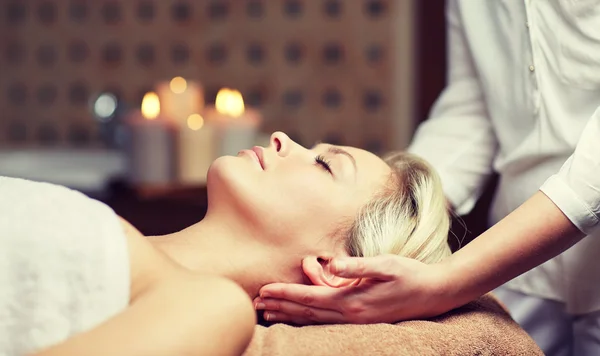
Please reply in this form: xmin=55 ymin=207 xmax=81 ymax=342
xmin=207 ymin=131 xmax=391 ymax=255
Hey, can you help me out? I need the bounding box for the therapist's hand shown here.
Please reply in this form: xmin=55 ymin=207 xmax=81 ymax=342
xmin=254 ymin=255 xmax=455 ymax=325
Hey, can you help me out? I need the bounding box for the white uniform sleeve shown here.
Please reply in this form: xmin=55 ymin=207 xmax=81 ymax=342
xmin=408 ymin=0 xmax=498 ymax=215
xmin=540 ymin=107 xmax=600 ymax=235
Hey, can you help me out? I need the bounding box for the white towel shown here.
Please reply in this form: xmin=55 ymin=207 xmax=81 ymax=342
xmin=0 ymin=177 xmax=130 ymax=355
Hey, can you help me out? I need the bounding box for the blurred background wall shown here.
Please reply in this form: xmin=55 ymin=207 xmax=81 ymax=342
xmin=0 ymin=1 xmax=492 ymax=247
xmin=0 ymin=0 xmax=418 ymax=189
xmin=0 ymin=0 xmax=416 ymax=150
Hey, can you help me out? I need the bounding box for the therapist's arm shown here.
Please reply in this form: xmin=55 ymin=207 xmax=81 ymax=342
xmin=438 ymin=191 xmax=584 ymax=311
xmin=439 ymin=106 xmax=600 ymax=311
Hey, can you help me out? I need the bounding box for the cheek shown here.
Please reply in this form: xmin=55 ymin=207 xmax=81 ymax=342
xmin=272 ymin=170 xmax=333 ymax=212
xmin=206 ymin=158 xmax=330 ymax=231
xmin=260 ymin=170 xmax=352 ymax=235
xmin=207 ymin=159 xmax=355 ymax=248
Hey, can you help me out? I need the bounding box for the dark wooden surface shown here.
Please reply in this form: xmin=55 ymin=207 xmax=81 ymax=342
xmin=101 ymin=181 xmax=209 ymax=236
xmin=416 ymin=0 xmax=448 ymax=125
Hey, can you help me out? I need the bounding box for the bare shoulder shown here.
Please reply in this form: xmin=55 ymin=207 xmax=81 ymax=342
xmin=34 ymin=264 xmax=256 ymax=356
xmin=34 ymin=218 xmax=255 ymax=356
xmin=118 ymin=218 xmax=256 ymax=354
xmin=134 ymin=265 xmax=256 ymax=355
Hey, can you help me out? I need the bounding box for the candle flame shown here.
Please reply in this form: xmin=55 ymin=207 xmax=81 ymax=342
xmin=187 ymin=113 xmax=204 ymax=131
xmin=215 ymin=88 xmax=245 ymax=117
xmin=170 ymin=76 xmax=187 ymax=94
xmin=141 ymin=92 xmax=160 ymax=120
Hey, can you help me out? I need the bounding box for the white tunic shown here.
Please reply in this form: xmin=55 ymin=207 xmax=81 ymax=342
xmin=408 ymin=0 xmax=600 ymax=314
xmin=0 ymin=177 xmax=130 ymax=355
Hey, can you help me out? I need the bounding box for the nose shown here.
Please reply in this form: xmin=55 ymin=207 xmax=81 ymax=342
xmin=269 ymin=131 xmax=294 ymax=157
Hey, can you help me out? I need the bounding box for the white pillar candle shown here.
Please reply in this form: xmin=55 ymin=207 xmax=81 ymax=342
xmin=204 ymin=89 xmax=262 ymax=157
xmin=156 ymin=77 xmax=204 ymax=128
xmin=126 ymin=92 xmax=176 ymax=186
xmin=178 ymin=113 xmax=215 ymax=185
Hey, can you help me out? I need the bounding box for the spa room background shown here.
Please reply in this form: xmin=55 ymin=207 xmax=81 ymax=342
xmin=0 ymin=0 xmax=494 ymax=250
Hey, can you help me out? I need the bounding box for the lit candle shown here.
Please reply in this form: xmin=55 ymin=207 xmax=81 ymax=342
xmin=204 ymin=88 xmax=262 ymax=157
xmin=156 ymin=76 xmax=204 ymax=128
xmin=125 ymin=92 xmax=176 ymax=186
xmin=178 ymin=113 xmax=216 ymax=185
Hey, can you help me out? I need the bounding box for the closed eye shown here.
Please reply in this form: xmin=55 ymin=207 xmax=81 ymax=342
xmin=315 ymin=155 xmax=333 ymax=174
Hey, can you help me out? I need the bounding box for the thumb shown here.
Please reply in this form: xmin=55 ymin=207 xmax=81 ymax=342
xmin=331 ymin=255 xmax=398 ymax=280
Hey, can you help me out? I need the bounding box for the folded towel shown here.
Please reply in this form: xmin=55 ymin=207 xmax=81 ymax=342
xmin=244 ymin=294 xmax=542 ymax=355
xmin=0 ymin=177 xmax=130 ymax=356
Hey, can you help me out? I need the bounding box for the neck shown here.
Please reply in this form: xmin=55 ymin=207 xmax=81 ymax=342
xmin=148 ymin=210 xmax=302 ymax=298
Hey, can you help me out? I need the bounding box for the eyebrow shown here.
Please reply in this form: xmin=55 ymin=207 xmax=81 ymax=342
xmin=327 ymin=146 xmax=357 ymax=173
xmin=313 ymin=143 xmax=357 ymax=174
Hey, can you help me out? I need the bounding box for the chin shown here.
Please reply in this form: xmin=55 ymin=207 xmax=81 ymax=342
xmin=206 ymin=156 xmax=238 ymax=200
xmin=206 ymin=156 xmax=229 ymax=186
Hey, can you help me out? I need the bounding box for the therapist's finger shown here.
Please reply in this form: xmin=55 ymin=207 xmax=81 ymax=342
xmin=258 ymin=283 xmax=343 ymax=311
xmin=261 ymin=308 xmax=345 ymax=325
xmin=330 ymin=255 xmax=400 ymax=280
xmin=261 ymin=311 xmax=313 ymax=325
xmin=255 ymin=298 xmax=345 ymax=324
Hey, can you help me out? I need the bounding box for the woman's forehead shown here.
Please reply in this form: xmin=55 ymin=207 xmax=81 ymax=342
xmin=330 ymin=146 xmax=391 ymax=190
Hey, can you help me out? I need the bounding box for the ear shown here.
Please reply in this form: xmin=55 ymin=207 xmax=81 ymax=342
xmin=302 ymin=255 xmax=361 ymax=288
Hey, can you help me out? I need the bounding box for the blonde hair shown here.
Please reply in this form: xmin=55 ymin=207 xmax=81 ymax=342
xmin=345 ymin=152 xmax=451 ymax=264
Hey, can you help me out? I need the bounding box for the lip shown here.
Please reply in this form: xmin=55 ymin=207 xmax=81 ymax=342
xmin=251 ymin=146 xmax=265 ymax=170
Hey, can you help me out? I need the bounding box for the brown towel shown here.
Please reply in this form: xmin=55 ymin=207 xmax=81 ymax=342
xmin=244 ymin=294 xmax=542 ymax=356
